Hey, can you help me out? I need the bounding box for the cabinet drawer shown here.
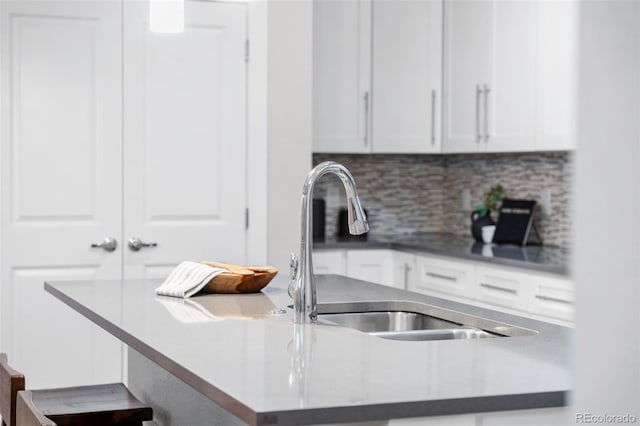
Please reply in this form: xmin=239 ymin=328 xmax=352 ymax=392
xmin=413 ymin=255 xmax=475 ymax=298
xmin=529 ymin=275 xmax=574 ymax=321
xmin=312 ymin=250 xmax=346 ymax=275
xmin=475 ymin=266 xmax=529 ymax=311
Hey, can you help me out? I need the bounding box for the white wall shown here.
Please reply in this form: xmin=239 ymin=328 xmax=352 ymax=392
xmin=266 ymin=0 xmax=313 ymax=272
xmin=574 ymin=0 xmax=640 ymax=419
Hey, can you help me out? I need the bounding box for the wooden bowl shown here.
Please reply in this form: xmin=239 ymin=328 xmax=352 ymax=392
xmin=200 ymin=262 xmax=278 ymax=294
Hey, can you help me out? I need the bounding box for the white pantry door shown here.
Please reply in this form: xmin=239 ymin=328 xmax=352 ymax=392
xmin=0 ymin=0 xmax=249 ymax=389
xmin=0 ymin=0 xmax=123 ymax=388
xmin=122 ymin=1 xmax=248 ymax=280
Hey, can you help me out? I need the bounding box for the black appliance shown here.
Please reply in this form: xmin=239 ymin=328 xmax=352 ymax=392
xmin=313 ymin=199 xmax=325 ymax=241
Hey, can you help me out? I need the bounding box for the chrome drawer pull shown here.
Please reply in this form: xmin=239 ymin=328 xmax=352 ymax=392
xmin=480 ymin=282 xmax=517 ymax=294
xmin=426 ymin=272 xmax=457 ymax=282
xmin=535 ymin=294 xmax=573 ymax=305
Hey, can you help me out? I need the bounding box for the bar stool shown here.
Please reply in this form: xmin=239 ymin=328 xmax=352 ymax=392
xmin=1 ymin=354 xmax=152 ymax=426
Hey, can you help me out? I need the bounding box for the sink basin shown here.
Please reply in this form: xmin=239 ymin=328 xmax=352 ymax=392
xmin=319 ymin=310 xmax=496 ymax=341
xmin=316 ymin=301 xmax=536 ymax=342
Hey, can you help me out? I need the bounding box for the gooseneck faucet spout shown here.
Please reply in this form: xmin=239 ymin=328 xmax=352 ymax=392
xmin=291 ymin=161 xmax=369 ymax=324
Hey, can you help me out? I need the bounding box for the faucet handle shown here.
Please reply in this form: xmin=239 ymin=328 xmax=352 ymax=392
xmin=288 ymin=252 xmax=299 ymax=298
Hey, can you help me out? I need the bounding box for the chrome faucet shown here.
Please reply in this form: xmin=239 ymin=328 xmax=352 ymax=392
xmin=289 ymin=161 xmax=369 ymax=323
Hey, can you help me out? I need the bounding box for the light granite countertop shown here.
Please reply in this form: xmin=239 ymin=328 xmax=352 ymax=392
xmin=314 ymin=232 xmax=569 ymax=275
xmin=45 ymin=275 xmax=572 ymax=425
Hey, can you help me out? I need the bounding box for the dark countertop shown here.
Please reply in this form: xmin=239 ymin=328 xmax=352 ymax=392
xmin=314 ymin=232 xmax=570 ymax=276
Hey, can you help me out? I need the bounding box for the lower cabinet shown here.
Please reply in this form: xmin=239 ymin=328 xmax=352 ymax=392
xmin=344 ymin=249 xmax=394 ymax=287
xmin=412 ymin=254 xmax=475 ymax=299
xmin=313 ymin=248 xmax=574 ymax=325
xmin=313 ymin=249 xmax=347 ymax=275
xmin=387 ymin=406 xmax=571 ymax=426
xmin=313 ymin=248 xmax=409 ymax=289
xmin=475 ymin=265 xmax=530 ymax=312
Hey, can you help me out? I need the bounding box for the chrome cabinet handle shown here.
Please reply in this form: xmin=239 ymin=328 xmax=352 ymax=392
xmin=363 ymin=91 xmax=370 ymax=146
xmin=484 ymin=84 xmax=490 ymax=142
xmin=128 ymin=237 xmax=158 ymax=251
xmin=90 ymin=237 xmax=118 ymax=252
xmin=535 ymin=294 xmax=573 ymax=305
xmin=480 ymin=282 xmax=517 ymax=294
xmin=431 ymin=89 xmax=437 ymax=145
xmin=426 ymin=272 xmax=457 ymax=282
xmin=404 ymin=263 xmax=412 ymax=288
xmin=476 ymin=85 xmax=482 ymax=143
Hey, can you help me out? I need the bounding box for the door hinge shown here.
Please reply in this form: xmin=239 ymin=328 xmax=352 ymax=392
xmin=245 ymin=207 xmax=249 ymax=230
xmin=245 ymin=39 xmax=249 ymax=63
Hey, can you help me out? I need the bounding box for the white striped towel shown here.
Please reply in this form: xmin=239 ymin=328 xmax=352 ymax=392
xmin=155 ymin=261 xmax=230 ymax=298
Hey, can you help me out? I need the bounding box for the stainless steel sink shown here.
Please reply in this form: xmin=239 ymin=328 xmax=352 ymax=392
xmin=316 ymin=301 xmax=536 ymax=342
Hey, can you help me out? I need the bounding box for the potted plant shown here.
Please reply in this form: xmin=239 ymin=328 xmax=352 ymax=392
xmin=471 ymin=185 xmax=506 ymax=242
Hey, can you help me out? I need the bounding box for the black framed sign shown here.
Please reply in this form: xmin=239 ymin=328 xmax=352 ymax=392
xmin=492 ymin=199 xmax=537 ymax=246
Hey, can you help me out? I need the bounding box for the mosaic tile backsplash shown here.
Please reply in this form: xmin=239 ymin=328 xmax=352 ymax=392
xmin=313 ymin=152 xmax=572 ymax=248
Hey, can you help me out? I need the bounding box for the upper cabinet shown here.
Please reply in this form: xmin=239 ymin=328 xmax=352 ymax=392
xmin=313 ymin=0 xmax=442 ymax=154
xmin=535 ymin=0 xmax=578 ymax=151
xmin=313 ymin=0 xmax=371 ymax=153
xmin=442 ymin=0 xmax=577 ymax=153
xmin=443 ymin=0 xmax=536 ymax=153
xmin=372 ymin=0 xmax=442 ymax=153
xmin=313 ymin=0 xmax=577 ymax=155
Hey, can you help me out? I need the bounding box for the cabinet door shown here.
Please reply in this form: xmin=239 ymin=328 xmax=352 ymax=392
xmin=475 ymin=266 xmax=530 ymax=312
xmin=412 ymin=255 xmax=475 ymax=299
xmin=372 ymin=0 xmax=442 ymax=153
xmin=442 ymin=0 xmax=492 ymax=153
xmin=345 ymin=249 xmax=393 ymax=286
xmin=443 ymin=0 xmax=536 ymax=153
xmin=313 ymin=0 xmax=371 ymax=153
xmin=529 ymin=275 xmax=574 ymax=322
xmin=313 ymin=250 xmax=347 ymax=275
xmin=391 ymin=251 xmax=416 ymax=290
xmin=535 ymin=0 xmax=579 ymax=151
xmin=484 ymin=0 xmax=536 ymax=152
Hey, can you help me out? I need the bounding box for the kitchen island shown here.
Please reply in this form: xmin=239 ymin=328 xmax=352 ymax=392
xmin=44 ymin=275 xmax=572 ymax=426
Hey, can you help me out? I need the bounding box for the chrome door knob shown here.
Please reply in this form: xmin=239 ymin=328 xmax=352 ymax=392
xmin=128 ymin=237 xmax=158 ymax=251
xmin=90 ymin=237 xmax=118 ymax=252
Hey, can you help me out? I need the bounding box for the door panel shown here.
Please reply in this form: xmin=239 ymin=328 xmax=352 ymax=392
xmin=313 ymin=0 xmax=371 ymax=153
xmin=486 ymin=0 xmax=536 ymax=152
xmin=123 ymin=1 xmax=248 ymax=276
xmin=1 ymin=0 xmax=123 ymax=388
xmin=442 ymin=0 xmax=492 ymax=153
xmin=372 ymin=0 xmax=442 ymax=153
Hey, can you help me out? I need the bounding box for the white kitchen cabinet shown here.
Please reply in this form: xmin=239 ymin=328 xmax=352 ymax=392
xmin=391 ymin=251 xmax=416 ymax=290
xmin=443 ymin=0 xmax=536 ymax=154
xmin=535 ymin=0 xmax=579 ymax=151
xmin=313 ymin=0 xmax=371 ymax=153
xmin=411 ymin=254 xmax=476 ymax=299
xmin=313 ymin=249 xmax=347 ymax=275
xmin=345 ymin=249 xmax=394 ymax=287
xmin=313 ymin=0 xmax=443 ymax=154
xmin=371 ymin=0 xmax=442 ymax=153
xmin=474 ymin=265 xmax=530 ymax=312
xmin=314 ymin=248 xmax=405 ymax=288
xmin=529 ymin=274 xmax=574 ymax=322
xmin=314 ymin=248 xmax=573 ymax=325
